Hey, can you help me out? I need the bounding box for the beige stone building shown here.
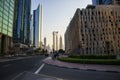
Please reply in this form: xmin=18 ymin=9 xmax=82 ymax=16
xmin=53 ymin=31 xmax=58 ymax=51
xmin=65 ymin=5 xmax=120 ymax=55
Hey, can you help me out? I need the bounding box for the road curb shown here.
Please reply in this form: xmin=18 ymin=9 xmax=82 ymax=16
xmin=43 ymin=60 xmax=120 ymax=73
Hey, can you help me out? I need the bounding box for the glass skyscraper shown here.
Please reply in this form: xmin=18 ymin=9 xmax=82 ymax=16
xmin=0 ymin=0 xmax=15 ymax=54
xmin=13 ymin=0 xmax=31 ymax=46
xmin=33 ymin=4 xmax=42 ymax=48
xmin=92 ymin=0 xmax=113 ymax=5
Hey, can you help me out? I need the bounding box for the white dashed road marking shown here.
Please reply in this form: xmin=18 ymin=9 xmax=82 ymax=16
xmin=35 ymin=63 xmax=45 ymax=74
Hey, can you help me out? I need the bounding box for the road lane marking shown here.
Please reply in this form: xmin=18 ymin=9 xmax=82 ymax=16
xmin=35 ymin=63 xmax=45 ymax=74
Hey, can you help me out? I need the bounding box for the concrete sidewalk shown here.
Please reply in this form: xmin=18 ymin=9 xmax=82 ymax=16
xmin=43 ymin=57 xmax=120 ymax=73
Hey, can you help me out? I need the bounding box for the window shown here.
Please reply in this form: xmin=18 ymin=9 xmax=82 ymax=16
xmin=10 ymin=0 xmax=14 ymax=4
xmin=0 ymin=16 xmax=2 ymax=22
xmin=0 ymin=7 xmax=3 ymax=12
xmin=3 ymin=19 xmax=8 ymax=25
xmin=3 ymin=12 xmax=8 ymax=20
xmin=9 ymin=14 xmax=13 ymax=20
xmin=8 ymin=27 xmax=12 ymax=32
xmin=3 ymin=24 xmax=7 ymax=30
xmin=9 ymin=10 xmax=13 ymax=16
xmin=0 ymin=2 xmax=3 ymax=8
xmin=0 ymin=27 xmax=1 ymax=32
xmin=0 ymin=21 xmax=2 ymax=27
xmin=10 ymin=6 xmax=14 ymax=11
xmin=8 ymin=31 xmax=12 ymax=37
xmin=9 ymin=22 xmax=13 ymax=28
xmin=10 ymin=2 xmax=14 ymax=8
xmin=2 ymin=29 xmax=7 ymax=35
xmin=4 ymin=5 xmax=9 ymax=12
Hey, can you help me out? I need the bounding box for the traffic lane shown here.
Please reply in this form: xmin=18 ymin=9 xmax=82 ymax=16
xmin=39 ymin=64 xmax=120 ymax=80
xmin=0 ymin=55 xmax=46 ymax=80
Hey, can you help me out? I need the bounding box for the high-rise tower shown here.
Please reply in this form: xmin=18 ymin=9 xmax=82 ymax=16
xmin=0 ymin=0 xmax=15 ymax=54
xmin=59 ymin=36 xmax=63 ymax=49
xmin=13 ymin=0 xmax=31 ymax=46
xmin=53 ymin=31 xmax=56 ymax=51
xmin=53 ymin=31 xmax=58 ymax=51
xmin=33 ymin=4 xmax=43 ymax=48
xmin=40 ymin=4 xmax=43 ymax=48
xmin=92 ymin=0 xmax=120 ymax=5
xmin=44 ymin=37 xmax=46 ymax=50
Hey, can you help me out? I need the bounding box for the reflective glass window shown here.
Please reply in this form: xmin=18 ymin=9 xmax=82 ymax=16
xmin=0 ymin=2 xmax=3 ymax=7
xmin=0 ymin=12 xmax=2 ymax=17
xmin=9 ymin=18 xmax=13 ymax=24
xmin=0 ymin=16 xmax=2 ymax=22
xmin=9 ymin=10 xmax=13 ymax=16
xmin=3 ymin=24 xmax=7 ymax=30
xmin=0 ymin=22 xmax=2 ymax=26
xmin=10 ymin=6 xmax=14 ymax=11
xmin=3 ymin=14 xmax=8 ymax=20
xmin=9 ymin=22 xmax=12 ymax=27
xmin=2 ymin=29 xmax=7 ymax=35
xmin=3 ymin=10 xmax=8 ymax=17
xmin=7 ymin=0 xmax=9 ymax=2
xmin=8 ymin=27 xmax=12 ymax=32
xmin=0 ymin=7 xmax=3 ymax=12
xmin=0 ymin=22 xmax=2 ymax=27
xmin=10 ymin=2 xmax=14 ymax=7
xmin=3 ymin=19 xmax=8 ymax=25
xmin=0 ymin=27 xmax=1 ymax=32
xmin=4 ymin=1 xmax=9 ymax=7
xmin=10 ymin=0 xmax=14 ymax=4
xmin=4 ymin=6 xmax=9 ymax=12
xmin=8 ymin=31 xmax=12 ymax=36
xmin=9 ymin=14 xmax=13 ymax=20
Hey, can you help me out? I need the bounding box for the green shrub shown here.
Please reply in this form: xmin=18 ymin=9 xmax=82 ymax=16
xmin=69 ymin=54 xmax=116 ymax=59
xmin=58 ymin=57 xmax=120 ymax=65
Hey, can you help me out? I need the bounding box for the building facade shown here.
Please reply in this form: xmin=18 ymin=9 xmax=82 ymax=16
xmin=92 ymin=0 xmax=120 ymax=5
xmin=53 ymin=31 xmax=58 ymax=51
xmin=92 ymin=0 xmax=113 ymax=5
xmin=30 ymin=16 xmax=33 ymax=47
xmin=33 ymin=4 xmax=42 ymax=48
xmin=0 ymin=0 xmax=15 ymax=54
xmin=65 ymin=5 xmax=120 ymax=55
xmin=59 ymin=36 xmax=63 ymax=49
xmin=13 ymin=0 xmax=31 ymax=46
xmin=114 ymin=0 xmax=120 ymax=5
xmin=44 ymin=37 xmax=46 ymax=50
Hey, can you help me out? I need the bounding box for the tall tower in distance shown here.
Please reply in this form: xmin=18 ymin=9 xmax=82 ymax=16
xmin=53 ymin=31 xmax=59 ymax=52
xmin=56 ymin=32 xmax=58 ymax=51
xmin=40 ymin=4 xmax=43 ymax=48
xmin=33 ymin=4 xmax=42 ymax=48
xmin=44 ymin=37 xmax=46 ymax=50
xmin=53 ymin=32 xmax=56 ymax=52
xmin=59 ymin=35 xmax=63 ymax=49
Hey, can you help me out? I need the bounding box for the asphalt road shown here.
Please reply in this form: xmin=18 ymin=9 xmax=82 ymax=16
xmin=0 ymin=55 xmax=120 ymax=80
xmin=0 ymin=55 xmax=46 ymax=80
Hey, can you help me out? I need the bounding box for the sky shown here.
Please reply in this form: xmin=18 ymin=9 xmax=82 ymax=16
xmin=31 ymin=0 xmax=92 ymax=49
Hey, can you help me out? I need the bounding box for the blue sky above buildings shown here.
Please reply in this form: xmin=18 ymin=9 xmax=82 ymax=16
xmin=31 ymin=0 xmax=92 ymax=48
